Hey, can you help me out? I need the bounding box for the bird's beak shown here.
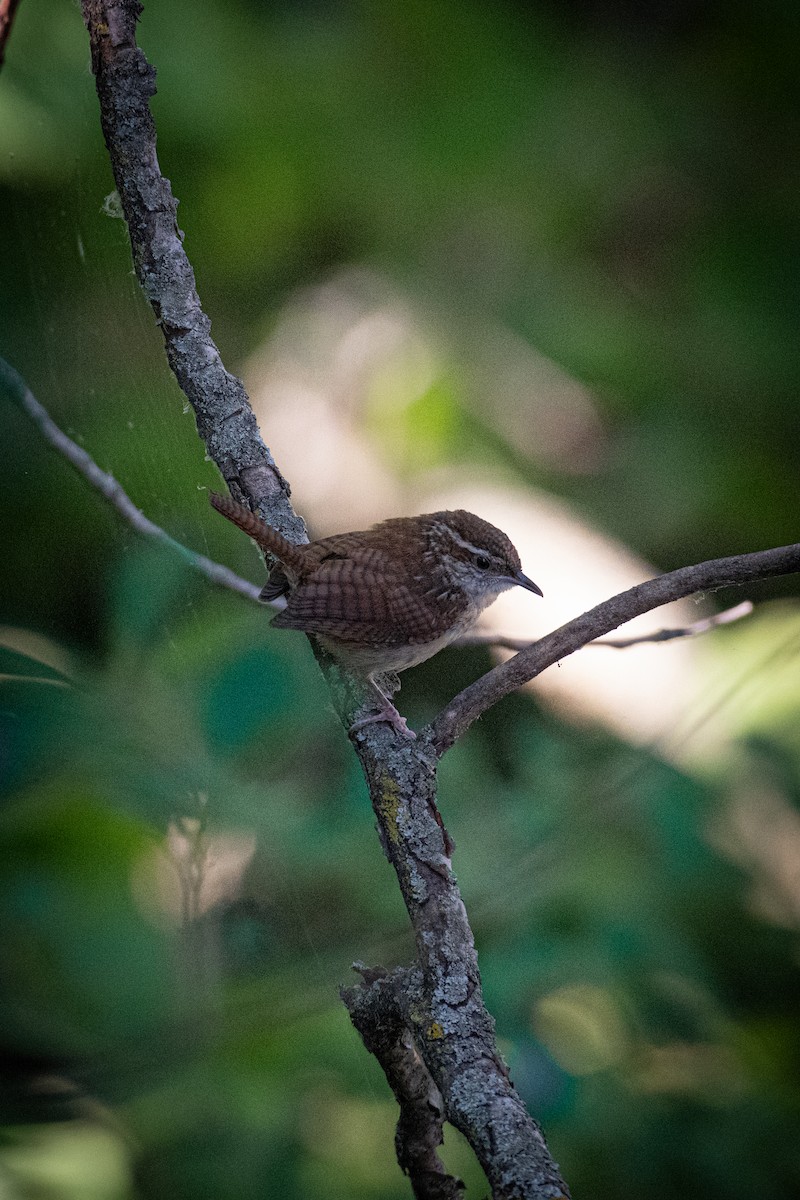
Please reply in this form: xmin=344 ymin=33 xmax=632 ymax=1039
xmin=513 ymin=569 xmax=543 ymax=597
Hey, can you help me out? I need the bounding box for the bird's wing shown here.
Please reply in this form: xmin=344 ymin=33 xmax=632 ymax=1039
xmin=271 ymin=556 xmax=441 ymax=645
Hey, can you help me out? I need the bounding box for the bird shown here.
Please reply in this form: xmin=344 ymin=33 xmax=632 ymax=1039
xmin=210 ymin=492 xmax=542 ymax=738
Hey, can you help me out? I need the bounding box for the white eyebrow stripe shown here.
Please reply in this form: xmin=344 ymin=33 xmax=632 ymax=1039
xmin=434 ymin=523 xmax=488 ymax=558
xmin=453 ymin=536 xmax=485 ymax=556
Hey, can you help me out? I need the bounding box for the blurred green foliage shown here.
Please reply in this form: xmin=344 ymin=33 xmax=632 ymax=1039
xmin=2 ymin=0 xmax=800 ymax=1197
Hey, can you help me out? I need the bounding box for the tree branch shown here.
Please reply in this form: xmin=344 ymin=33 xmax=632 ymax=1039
xmin=346 ymin=734 xmax=570 ymax=1199
xmin=342 ymin=966 xmax=464 ymax=1200
xmin=79 ymin=0 xmax=305 ymax=543
xmin=429 ymin=546 xmax=800 ymax=755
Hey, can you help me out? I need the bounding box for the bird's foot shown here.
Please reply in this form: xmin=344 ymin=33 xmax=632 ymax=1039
xmin=350 ymin=703 xmax=416 ymax=740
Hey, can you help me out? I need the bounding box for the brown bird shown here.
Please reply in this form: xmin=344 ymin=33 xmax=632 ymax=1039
xmin=210 ymin=492 xmax=542 ymax=738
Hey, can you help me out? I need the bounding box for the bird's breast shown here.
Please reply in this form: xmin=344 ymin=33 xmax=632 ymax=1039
xmin=318 ymin=606 xmax=482 ymax=677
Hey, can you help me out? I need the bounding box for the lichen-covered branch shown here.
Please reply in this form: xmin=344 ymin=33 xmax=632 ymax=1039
xmin=347 ymin=733 xmax=570 ymax=1199
xmin=342 ymin=966 xmax=464 ymax=1200
xmin=79 ymin=0 xmax=304 ymax=543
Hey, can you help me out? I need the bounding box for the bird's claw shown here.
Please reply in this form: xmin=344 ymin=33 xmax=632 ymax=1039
xmin=350 ymin=706 xmax=416 ymax=740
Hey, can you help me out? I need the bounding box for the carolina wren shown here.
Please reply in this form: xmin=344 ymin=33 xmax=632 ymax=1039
xmin=210 ymin=493 xmax=542 ymax=738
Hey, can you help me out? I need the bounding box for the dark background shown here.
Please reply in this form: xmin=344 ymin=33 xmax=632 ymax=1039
xmin=1 ymin=1 xmax=799 ymax=1197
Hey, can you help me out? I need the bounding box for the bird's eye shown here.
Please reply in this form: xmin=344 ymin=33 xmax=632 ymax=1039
xmin=475 ymin=555 xmax=491 ymax=570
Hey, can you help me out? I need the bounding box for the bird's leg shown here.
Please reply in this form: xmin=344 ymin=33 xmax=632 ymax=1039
xmin=349 ymin=674 xmax=416 ymax=740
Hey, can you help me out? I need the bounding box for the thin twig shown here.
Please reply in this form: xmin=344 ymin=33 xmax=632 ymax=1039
xmin=1 ymin=356 xmax=262 ymax=604
xmin=456 ymin=601 xmax=754 ymax=653
xmin=594 ymin=601 xmax=755 ymax=646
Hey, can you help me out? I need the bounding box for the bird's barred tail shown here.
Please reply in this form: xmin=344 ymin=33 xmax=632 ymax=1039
xmin=209 ymin=492 xmax=307 ymax=575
